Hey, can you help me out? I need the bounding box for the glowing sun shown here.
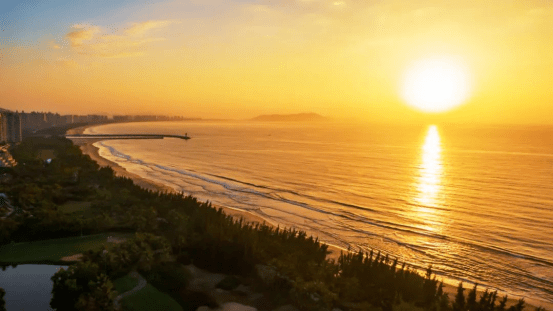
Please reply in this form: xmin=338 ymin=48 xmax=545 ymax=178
xmin=401 ymin=58 xmax=471 ymax=113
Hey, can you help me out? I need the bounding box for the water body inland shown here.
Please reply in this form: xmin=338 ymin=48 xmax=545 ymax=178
xmin=0 ymin=265 xmax=67 ymax=310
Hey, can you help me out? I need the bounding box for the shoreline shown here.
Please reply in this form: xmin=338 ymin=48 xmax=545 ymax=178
xmin=66 ymin=124 xmax=551 ymax=310
xmin=71 ymin=133 xmax=280 ymax=229
xmin=69 ymin=125 xmax=338 ymax=251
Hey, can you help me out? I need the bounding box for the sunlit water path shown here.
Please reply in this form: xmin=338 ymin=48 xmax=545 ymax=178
xmin=86 ymin=122 xmax=553 ymax=306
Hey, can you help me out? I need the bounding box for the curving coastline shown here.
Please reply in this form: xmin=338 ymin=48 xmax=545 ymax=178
xmin=67 ymin=125 xmax=275 ymax=230
xmin=66 ymin=124 xmax=551 ymax=310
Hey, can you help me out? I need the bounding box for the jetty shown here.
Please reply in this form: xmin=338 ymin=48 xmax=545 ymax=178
xmin=65 ymin=134 xmax=190 ymax=140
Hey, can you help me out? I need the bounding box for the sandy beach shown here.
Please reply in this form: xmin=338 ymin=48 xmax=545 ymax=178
xmin=68 ymin=125 xmax=273 ymax=227
xmin=66 ymin=124 xmax=549 ymax=309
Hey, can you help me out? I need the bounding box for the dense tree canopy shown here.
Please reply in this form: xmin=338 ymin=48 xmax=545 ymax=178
xmin=50 ymin=261 xmax=116 ymax=311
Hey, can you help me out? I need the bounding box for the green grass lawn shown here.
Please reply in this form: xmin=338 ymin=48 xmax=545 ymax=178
xmin=114 ymin=273 xmax=140 ymax=294
xmin=120 ymin=283 xmax=183 ymax=311
xmin=0 ymin=233 xmax=131 ymax=263
xmin=59 ymin=201 xmax=92 ymax=216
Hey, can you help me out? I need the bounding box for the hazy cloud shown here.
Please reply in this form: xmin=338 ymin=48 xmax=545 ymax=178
xmin=66 ymin=25 xmax=100 ymax=47
xmin=64 ymin=20 xmax=179 ymax=58
xmin=104 ymin=52 xmax=146 ymax=58
xmin=125 ymin=20 xmax=181 ymax=36
xmin=56 ymin=58 xmax=80 ymax=69
xmin=49 ymin=40 xmax=61 ymax=49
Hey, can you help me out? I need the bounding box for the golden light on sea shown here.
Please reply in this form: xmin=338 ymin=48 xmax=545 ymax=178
xmin=412 ymin=125 xmax=444 ymax=233
xmin=417 ymin=125 xmax=442 ymax=207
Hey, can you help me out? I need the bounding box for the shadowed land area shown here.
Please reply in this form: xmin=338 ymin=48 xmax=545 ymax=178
xmin=113 ymin=272 xmax=140 ymax=294
xmin=0 ymin=233 xmax=131 ymax=265
xmin=118 ymin=282 xmax=183 ymax=311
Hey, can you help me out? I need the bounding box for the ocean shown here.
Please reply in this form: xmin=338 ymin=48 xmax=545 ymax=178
xmin=86 ymin=121 xmax=553 ymax=306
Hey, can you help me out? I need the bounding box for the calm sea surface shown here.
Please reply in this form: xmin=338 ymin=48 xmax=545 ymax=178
xmin=86 ymin=121 xmax=553 ymax=306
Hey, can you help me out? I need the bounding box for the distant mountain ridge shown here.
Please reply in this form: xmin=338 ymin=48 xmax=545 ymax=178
xmin=250 ymin=113 xmax=327 ymax=122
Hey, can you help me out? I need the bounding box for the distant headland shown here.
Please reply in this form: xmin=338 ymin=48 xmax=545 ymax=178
xmin=250 ymin=112 xmax=327 ymax=122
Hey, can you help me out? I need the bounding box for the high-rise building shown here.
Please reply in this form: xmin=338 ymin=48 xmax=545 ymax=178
xmin=1 ymin=112 xmax=22 ymax=143
xmin=0 ymin=114 xmax=6 ymax=143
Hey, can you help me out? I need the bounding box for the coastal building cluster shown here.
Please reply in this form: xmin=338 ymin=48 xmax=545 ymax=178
xmin=21 ymin=111 xmax=108 ymax=132
xmin=0 ymin=108 xmax=194 ymax=146
xmin=0 ymin=109 xmax=184 ymax=167
xmin=0 ymin=109 xmax=111 ymax=144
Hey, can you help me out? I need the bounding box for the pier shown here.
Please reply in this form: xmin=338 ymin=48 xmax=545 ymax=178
xmin=65 ymin=134 xmax=190 ymax=140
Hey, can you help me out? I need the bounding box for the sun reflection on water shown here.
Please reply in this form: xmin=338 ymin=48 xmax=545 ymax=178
xmin=412 ymin=125 xmax=444 ymax=233
xmin=417 ymin=125 xmax=442 ymax=207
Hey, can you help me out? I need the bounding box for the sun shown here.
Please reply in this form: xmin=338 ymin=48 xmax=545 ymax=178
xmin=401 ymin=57 xmax=471 ymax=113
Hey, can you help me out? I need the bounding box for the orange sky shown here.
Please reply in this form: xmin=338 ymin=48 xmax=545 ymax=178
xmin=1 ymin=0 xmax=552 ymax=123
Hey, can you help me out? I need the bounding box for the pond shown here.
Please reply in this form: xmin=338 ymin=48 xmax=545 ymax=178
xmin=0 ymin=264 xmax=68 ymax=311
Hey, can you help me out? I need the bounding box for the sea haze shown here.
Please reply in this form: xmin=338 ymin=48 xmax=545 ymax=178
xmin=86 ymin=121 xmax=553 ymax=306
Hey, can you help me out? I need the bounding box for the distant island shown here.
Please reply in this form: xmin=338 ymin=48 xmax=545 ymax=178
xmin=250 ymin=112 xmax=327 ymax=122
